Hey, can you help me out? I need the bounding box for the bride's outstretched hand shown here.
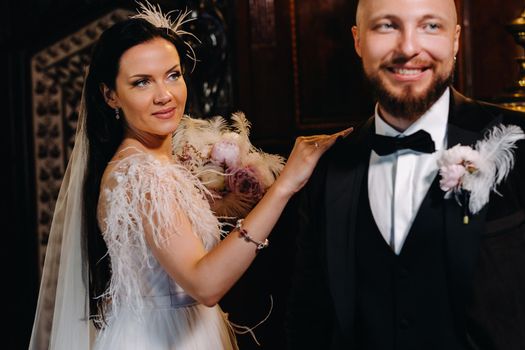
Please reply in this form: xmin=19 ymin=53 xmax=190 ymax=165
xmin=275 ymin=127 xmax=353 ymax=195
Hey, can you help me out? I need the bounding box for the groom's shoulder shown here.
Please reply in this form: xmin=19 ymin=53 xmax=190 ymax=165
xmin=453 ymin=90 xmax=525 ymax=128
xmin=477 ymin=99 xmax=525 ymax=125
xmin=327 ymin=118 xmax=372 ymax=160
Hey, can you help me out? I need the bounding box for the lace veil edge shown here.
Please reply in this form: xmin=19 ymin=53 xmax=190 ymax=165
xmin=29 ymin=92 xmax=91 ymax=349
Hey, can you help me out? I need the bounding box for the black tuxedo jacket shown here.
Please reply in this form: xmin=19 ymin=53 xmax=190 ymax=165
xmin=286 ymin=89 xmax=525 ymax=350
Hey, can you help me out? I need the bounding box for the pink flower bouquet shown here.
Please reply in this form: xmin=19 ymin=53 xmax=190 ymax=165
xmin=173 ymin=112 xmax=285 ymax=218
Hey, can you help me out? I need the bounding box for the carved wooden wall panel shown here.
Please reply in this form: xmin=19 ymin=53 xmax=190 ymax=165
xmin=31 ymin=9 xmax=132 ymax=276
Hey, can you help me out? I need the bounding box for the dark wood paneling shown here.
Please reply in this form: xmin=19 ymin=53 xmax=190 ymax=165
xmin=291 ymin=0 xmax=373 ymax=128
xmin=462 ymin=0 xmax=524 ymax=101
xmin=238 ymin=0 xmax=372 ymax=143
xmin=235 ymin=0 xmax=295 ymax=148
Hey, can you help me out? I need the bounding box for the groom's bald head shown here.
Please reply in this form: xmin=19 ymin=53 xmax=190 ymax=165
xmin=355 ymin=0 xmax=458 ymax=26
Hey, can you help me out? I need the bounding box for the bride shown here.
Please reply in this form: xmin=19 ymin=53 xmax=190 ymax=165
xmin=29 ymin=3 xmax=351 ymax=349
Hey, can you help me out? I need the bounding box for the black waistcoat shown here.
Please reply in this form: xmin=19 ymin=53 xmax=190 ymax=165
xmin=354 ymin=173 xmax=467 ymax=350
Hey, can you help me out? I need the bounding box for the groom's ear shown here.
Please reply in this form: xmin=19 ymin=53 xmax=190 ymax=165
xmin=352 ymin=26 xmax=362 ymax=58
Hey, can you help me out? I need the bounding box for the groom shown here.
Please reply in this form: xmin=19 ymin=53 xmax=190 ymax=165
xmin=286 ymin=0 xmax=525 ymax=349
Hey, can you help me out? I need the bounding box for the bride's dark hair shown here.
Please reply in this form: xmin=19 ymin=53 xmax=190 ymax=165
xmin=82 ymin=18 xmax=189 ymax=325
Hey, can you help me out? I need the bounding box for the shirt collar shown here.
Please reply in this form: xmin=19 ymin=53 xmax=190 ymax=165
xmin=374 ymin=88 xmax=449 ymax=151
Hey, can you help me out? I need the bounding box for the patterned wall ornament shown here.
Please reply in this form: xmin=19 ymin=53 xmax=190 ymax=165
xmin=31 ymin=9 xmax=133 ymax=278
xmin=184 ymin=0 xmax=234 ymax=118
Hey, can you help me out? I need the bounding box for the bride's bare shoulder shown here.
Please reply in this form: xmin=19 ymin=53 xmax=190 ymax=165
xmin=100 ymin=147 xmax=149 ymax=188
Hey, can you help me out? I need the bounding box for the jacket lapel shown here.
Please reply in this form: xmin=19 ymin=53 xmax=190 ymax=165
xmin=444 ymin=89 xmax=500 ymax=329
xmin=324 ymin=118 xmax=373 ymax=334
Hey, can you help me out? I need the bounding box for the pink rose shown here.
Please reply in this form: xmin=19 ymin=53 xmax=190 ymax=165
xmin=227 ymin=167 xmax=264 ymax=201
xmin=439 ymin=164 xmax=466 ymax=192
xmin=438 ymin=144 xmax=480 ymax=168
xmin=211 ymin=140 xmax=241 ymax=168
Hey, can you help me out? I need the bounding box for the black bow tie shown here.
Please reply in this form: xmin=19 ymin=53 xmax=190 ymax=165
xmin=371 ymin=129 xmax=436 ymax=156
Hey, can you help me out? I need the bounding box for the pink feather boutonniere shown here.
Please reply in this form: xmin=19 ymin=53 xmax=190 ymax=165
xmin=438 ymin=124 xmax=524 ymax=224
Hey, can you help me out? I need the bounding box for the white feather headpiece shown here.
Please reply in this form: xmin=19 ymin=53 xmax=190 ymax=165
xmin=131 ymin=1 xmax=199 ymax=71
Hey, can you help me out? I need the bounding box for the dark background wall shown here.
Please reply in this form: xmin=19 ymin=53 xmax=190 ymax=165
xmin=4 ymin=0 xmax=524 ymax=349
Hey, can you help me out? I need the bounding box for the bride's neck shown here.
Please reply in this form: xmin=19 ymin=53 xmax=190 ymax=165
xmin=120 ymin=133 xmax=173 ymax=161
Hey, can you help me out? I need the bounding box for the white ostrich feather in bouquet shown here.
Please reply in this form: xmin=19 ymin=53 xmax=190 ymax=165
xmin=173 ymin=112 xmax=285 ymax=218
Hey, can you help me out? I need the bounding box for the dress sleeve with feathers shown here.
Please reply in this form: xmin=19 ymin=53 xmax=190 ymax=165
xmin=97 ymin=152 xmax=221 ymax=315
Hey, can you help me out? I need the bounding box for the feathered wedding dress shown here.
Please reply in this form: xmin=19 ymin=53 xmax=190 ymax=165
xmin=93 ymin=150 xmax=237 ymax=350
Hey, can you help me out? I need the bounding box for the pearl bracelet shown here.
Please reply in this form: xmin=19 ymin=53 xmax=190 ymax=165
xmin=235 ymin=219 xmax=269 ymax=252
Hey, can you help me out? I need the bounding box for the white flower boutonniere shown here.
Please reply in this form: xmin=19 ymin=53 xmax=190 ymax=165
xmin=438 ymin=124 xmax=525 ymax=224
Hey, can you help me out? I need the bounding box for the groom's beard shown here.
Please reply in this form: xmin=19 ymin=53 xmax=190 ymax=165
xmin=365 ymin=63 xmax=454 ymax=120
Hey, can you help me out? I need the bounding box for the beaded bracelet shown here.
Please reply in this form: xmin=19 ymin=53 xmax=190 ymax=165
xmin=235 ymin=219 xmax=269 ymax=252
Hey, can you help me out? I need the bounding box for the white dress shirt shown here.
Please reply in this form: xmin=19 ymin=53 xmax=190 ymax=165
xmin=368 ymin=89 xmax=449 ymax=255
